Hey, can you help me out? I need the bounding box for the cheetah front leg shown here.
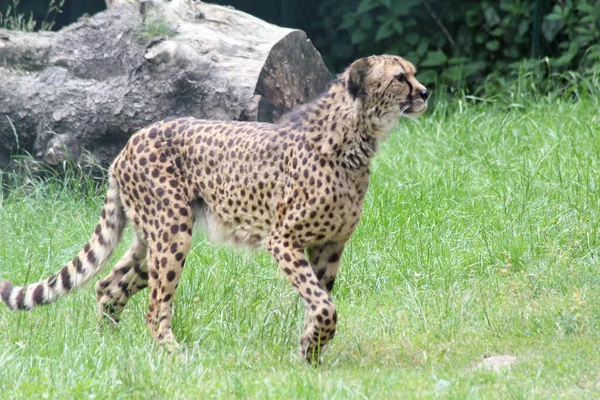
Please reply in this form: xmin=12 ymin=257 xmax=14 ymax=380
xmin=267 ymin=234 xmax=337 ymax=363
xmin=304 ymin=241 xmax=345 ymax=350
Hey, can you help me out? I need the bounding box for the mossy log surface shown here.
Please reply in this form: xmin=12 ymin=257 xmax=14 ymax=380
xmin=0 ymin=0 xmax=330 ymax=168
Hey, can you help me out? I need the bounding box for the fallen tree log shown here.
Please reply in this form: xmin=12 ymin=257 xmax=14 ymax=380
xmin=0 ymin=0 xmax=331 ymax=169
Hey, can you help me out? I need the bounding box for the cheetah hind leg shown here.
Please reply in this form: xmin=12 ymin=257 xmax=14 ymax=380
xmin=96 ymin=234 xmax=148 ymax=326
xmin=144 ymin=206 xmax=193 ymax=353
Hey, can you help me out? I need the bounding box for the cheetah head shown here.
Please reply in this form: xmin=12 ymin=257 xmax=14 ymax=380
xmin=345 ymin=55 xmax=428 ymax=133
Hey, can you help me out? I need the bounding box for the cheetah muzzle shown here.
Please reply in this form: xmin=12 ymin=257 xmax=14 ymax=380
xmin=1 ymin=55 xmax=428 ymax=363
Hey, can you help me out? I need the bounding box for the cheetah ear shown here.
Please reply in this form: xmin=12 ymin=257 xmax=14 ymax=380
xmin=347 ymin=58 xmax=371 ymax=100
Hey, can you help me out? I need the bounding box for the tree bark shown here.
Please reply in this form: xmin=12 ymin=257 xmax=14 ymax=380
xmin=0 ymin=0 xmax=331 ymax=169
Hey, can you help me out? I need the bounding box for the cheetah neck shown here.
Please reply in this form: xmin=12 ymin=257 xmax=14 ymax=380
xmin=280 ymin=81 xmax=384 ymax=171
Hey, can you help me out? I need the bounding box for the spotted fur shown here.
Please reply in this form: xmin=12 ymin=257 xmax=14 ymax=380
xmin=0 ymin=55 xmax=428 ymax=362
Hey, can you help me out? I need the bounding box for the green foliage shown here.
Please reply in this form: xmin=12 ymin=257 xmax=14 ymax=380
xmin=314 ymin=0 xmax=600 ymax=93
xmin=311 ymin=0 xmax=359 ymax=71
xmin=543 ymin=0 xmax=600 ymax=70
xmin=0 ymin=0 xmax=64 ymax=32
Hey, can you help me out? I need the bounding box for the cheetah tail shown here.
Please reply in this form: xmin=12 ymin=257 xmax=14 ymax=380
xmin=0 ymin=175 xmax=126 ymax=311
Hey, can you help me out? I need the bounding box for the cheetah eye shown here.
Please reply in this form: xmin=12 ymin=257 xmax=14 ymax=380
xmin=395 ymin=73 xmax=407 ymax=83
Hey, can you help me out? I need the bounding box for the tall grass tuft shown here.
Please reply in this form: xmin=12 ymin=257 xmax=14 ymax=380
xmin=0 ymin=0 xmax=65 ymax=32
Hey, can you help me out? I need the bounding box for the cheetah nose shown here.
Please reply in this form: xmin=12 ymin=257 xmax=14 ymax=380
xmin=419 ymin=89 xmax=430 ymax=101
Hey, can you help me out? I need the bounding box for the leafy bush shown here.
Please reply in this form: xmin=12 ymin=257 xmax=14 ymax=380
xmin=312 ymin=0 xmax=361 ymax=72
xmin=314 ymin=0 xmax=600 ymax=93
xmin=543 ymin=0 xmax=600 ymax=70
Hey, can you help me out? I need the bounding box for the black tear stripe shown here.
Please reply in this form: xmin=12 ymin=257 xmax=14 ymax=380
xmin=406 ymin=79 xmax=414 ymax=97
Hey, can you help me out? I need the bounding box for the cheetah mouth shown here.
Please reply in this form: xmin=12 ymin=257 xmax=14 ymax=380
xmin=399 ymin=100 xmax=427 ymax=117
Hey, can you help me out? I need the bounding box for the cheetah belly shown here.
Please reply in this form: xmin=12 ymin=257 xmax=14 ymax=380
xmin=192 ymin=206 xmax=271 ymax=249
xmin=190 ymin=173 xmax=282 ymax=250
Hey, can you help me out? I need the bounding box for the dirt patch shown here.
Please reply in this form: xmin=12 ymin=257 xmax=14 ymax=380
xmin=471 ymin=355 xmax=518 ymax=372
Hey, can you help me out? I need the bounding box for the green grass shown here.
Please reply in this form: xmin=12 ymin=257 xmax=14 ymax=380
xmin=135 ymin=17 xmax=177 ymax=44
xmin=1 ymin=92 xmax=600 ymax=398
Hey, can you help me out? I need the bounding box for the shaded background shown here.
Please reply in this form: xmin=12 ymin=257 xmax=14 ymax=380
xmin=1 ymin=0 xmax=599 ymax=92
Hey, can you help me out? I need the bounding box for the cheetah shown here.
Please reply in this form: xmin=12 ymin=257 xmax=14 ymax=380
xmin=0 ymin=55 xmax=428 ymax=362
